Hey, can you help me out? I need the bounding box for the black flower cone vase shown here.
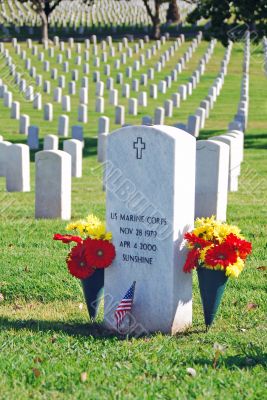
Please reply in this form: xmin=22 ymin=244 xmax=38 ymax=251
xmin=81 ymin=269 xmax=104 ymax=320
xmin=197 ymin=268 xmax=228 ymax=329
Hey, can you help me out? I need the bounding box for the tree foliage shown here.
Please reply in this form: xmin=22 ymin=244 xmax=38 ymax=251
xmin=187 ymin=0 xmax=267 ymax=45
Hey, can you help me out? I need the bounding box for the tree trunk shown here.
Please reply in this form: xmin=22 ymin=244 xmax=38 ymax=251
xmin=166 ymin=0 xmax=180 ymax=23
xmin=152 ymin=17 xmax=161 ymax=39
xmin=152 ymin=0 xmax=161 ymax=39
xmin=40 ymin=11 xmax=49 ymax=43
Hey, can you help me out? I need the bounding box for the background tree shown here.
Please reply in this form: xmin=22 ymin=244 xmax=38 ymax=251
xmin=186 ymin=0 xmax=267 ymax=45
xmin=166 ymin=0 xmax=180 ymax=23
xmin=18 ymin=0 xmax=63 ymax=43
xmin=143 ymin=0 xmax=181 ymax=39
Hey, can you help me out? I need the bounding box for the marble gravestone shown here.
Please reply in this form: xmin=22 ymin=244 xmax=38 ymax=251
xmin=104 ymin=125 xmax=196 ymax=335
xmin=195 ymin=140 xmax=229 ymax=221
xmin=35 ymin=150 xmax=71 ymax=220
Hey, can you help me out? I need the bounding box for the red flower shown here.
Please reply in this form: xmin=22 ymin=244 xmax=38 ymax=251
xmin=67 ymin=243 xmax=94 ymax=279
xmin=184 ymin=232 xmax=212 ymax=249
xmin=54 ymin=233 xmax=83 ymax=244
xmin=84 ymin=238 xmax=116 ymax=269
xmin=224 ymin=233 xmax=252 ymax=260
xmin=183 ymin=248 xmax=200 ymax=273
xmin=205 ymin=243 xmax=237 ymax=268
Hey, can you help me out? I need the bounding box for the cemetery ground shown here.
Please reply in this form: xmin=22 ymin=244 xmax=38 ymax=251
xmin=0 ymin=39 xmax=266 ymax=399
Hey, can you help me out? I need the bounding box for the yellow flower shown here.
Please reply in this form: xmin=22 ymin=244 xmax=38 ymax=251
xmin=226 ymin=257 xmax=244 ymax=278
xmin=199 ymin=245 xmax=213 ymax=262
xmin=65 ymin=222 xmax=78 ymax=231
xmin=86 ymin=214 xmax=102 ymax=226
xmin=66 ymin=220 xmax=87 ymax=235
xmin=66 ymin=214 xmax=112 ymax=241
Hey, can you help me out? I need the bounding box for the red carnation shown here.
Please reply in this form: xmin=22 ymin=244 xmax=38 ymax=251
xmin=67 ymin=243 xmax=94 ymax=279
xmin=205 ymin=243 xmax=237 ymax=268
xmin=224 ymin=233 xmax=252 ymax=260
xmin=183 ymin=248 xmax=200 ymax=273
xmin=54 ymin=233 xmax=83 ymax=244
xmin=84 ymin=238 xmax=116 ymax=269
xmin=184 ymin=232 xmax=212 ymax=249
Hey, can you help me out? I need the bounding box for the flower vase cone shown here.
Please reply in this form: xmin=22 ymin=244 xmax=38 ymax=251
xmin=197 ymin=267 xmax=228 ymax=328
xmin=81 ymin=269 xmax=104 ymax=319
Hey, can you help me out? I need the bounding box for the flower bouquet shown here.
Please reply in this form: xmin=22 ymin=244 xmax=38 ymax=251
xmin=183 ymin=217 xmax=252 ymax=328
xmin=54 ymin=214 xmax=116 ymax=319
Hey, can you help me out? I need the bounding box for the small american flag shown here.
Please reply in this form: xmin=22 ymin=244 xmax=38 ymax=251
xmin=114 ymin=281 xmax=136 ymax=329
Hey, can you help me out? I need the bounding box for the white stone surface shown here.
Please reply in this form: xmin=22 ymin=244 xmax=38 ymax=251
xmin=0 ymin=141 xmax=12 ymax=176
xmin=154 ymin=107 xmax=165 ymax=125
xmin=76 ymin=101 xmax=87 ymax=120
xmin=6 ymin=144 xmax=30 ymax=192
xmin=104 ymin=125 xmax=196 ymax=334
xmin=58 ymin=115 xmax=69 ymax=137
xmin=19 ymin=114 xmax=30 ymax=135
xmin=72 ymin=126 xmax=83 ymax=143
xmin=63 ymin=139 xmax=82 ymax=178
xmin=35 ymin=150 xmax=71 ymax=220
xmin=43 ymin=134 xmax=58 ymax=150
xmin=44 ymin=103 xmax=53 ymax=121
xmin=187 ymin=115 xmax=200 ymax=137
xmin=27 ymin=125 xmax=39 ymax=150
xmin=196 ymin=140 xmax=229 ymax=221
xmin=115 ymin=105 xmax=125 ymax=125
xmin=210 ymin=135 xmax=240 ymax=192
xmin=11 ymin=101 xmax=20 ymax=119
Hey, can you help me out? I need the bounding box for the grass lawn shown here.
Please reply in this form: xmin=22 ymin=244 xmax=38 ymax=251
xmin=0 ymin=37 xmax=266 ymax=399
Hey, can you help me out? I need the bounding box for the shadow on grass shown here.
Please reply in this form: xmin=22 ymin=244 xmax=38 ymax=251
xmin=193 ymin=353 xmax=267 ymax=369
xmin=244 ymin=134 xmax=267 ymax=150
xmin=0 ymin=316 xmax=205 ymax=340
xmin=0 ymin=316 xmax=123 ymax=339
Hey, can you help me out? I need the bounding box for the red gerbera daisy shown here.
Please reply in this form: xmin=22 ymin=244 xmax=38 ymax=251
xmin=84 ymin=238 xmax=116 ymax=269
xmin=54 ymin=233 xmax=83 ymax=244
xmin=205 ymin=243 xmax=237 ymax=268
xmin=184 ymin=232 xmax=212 ymax=249
xmin=67 ymin=243 xmax=94 ymax=279
xmin=224 ymin=233 xmax=252 ymax=260
xmin=183 ymin=248 xmax=200 ymax=273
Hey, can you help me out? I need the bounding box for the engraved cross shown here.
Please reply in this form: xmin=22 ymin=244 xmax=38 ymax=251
xmin=133 ymin=137 xmax=146 ymax=159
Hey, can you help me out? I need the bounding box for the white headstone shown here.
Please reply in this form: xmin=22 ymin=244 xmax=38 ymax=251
xmin=27 ymin=125 xmax=39 ymax=150
xmin=11 ymin=101 xmax=20 ymax=119
xmin=115 ymin=105 xmax=125 ymax=125
xmin=154 ymin=107 xmax=165 ymax=125
xmin=6 ymin=144 xmax=30 ymax=192
xmin=58 ymin=115 xmax=69 ymax=137
xmin=44 ymin=134 xmax=58 ymax=150
xmin=63 ymin=139 xmax=83 ymax=178
xmin=20 ymin=114 xmax=30 ymax=135
xmin=78 ymin=104 xmax=88 ymax=123
xmin=44 ymin=103 xmax=53 ymax=121
xmin=195 ymin=140 xmax=229 ymax=221
xmin=0 ymin=141 xmax=12 ymax=176
xmin=35 ymin=150 xmax=71 ymax=220
xmin=104 ymin=125 xmax=195 ymax=334
xmin=72 ymin=126 xmax=84 ymax=143
xmin=210 ymin=135 xmax=240 ymax=192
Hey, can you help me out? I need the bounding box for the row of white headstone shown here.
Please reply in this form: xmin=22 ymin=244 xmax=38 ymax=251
xmin=0 ymin=121 xmax=244 ymax=223
xmin=0 ymin=134 xmax=83 ymax=196
xmin=0 ymin=34 xmax=192 ymax=130
xmin=1 ymin=0 xmax=194 ymax=31
xmin=0 ymin=33 xmax=212 ymax=138
xmin=96 ymin=39 xmax=231 ymax=161
xmin=228 ymin=33 xmax=250 ymax=133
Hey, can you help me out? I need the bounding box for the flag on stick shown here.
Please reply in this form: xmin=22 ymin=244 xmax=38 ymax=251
xmin=114 ymin=281 xmax=136 ymax=329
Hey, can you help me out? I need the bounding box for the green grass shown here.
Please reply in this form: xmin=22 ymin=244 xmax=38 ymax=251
xmin=0 ymin=38 xmax=266 ymax=399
